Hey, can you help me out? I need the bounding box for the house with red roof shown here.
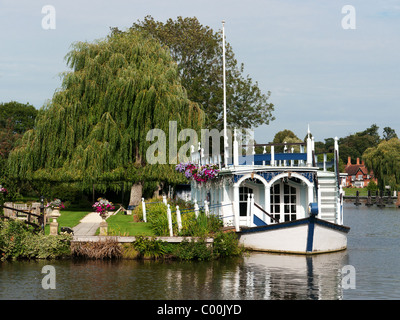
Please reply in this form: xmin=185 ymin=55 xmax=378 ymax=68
xmin=344 ymin=157 xmax=377 ymax=188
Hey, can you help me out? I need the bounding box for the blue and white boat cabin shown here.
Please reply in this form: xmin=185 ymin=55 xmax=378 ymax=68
xmin=190 ymin=128 xmax=350 ymax=254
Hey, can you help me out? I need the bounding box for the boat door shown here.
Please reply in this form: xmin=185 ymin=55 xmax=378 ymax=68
xmin=239 ymin=186 xmax=253 ymax=224
xmin=270 ymin=182 xmax=298 ymax=223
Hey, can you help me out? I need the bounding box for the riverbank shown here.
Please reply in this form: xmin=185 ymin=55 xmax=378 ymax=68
xmin=0 ymin=217 xmax=244 ymax=261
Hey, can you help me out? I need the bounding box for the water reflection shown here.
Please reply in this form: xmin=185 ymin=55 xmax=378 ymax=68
xmin=4 ymin=202 xmax=400 ymax=300
xmin=0 ymin=251 xmax=348 ymax=300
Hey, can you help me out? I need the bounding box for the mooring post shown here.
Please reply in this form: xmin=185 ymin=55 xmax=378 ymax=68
xmin=354 ymin=190 xmax=361 ymax=206
xmin=194 ymin=199 xmax=199 ymax=218
xmin=377 ymin=190 xmax=385 ymax=208
xmin=204 ymin=200 xmax=209 ymax=216
xmin=141 ymin=198 xmax=147 ymax=222
xmin=166 ymin=204 xmax=173 ymax=237
xmin=176 ymin=205 xmax=182 ymax=232
xmin=366 ymin=190 xmax=373 ymax=207
xmin=387 ymin=190 xmax=393 ymax=205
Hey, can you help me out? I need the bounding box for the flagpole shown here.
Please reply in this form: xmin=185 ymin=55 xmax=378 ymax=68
xmin=222 ymin=20 xmax=228 ymax=167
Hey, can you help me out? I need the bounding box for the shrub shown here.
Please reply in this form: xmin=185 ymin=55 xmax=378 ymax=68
xmin=132 ymin=236 xmax=170 ymax=259
xmin=0 ymin=219 xmax=71 ymax=260
xmin=173 ymin=238 xmax=213 ymax=261
xmin=213 ymin=231 xmax=244 ymax=258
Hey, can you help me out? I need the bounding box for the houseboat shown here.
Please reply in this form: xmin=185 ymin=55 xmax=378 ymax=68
xmin=188 ymin=127 xmax=350 ymax=255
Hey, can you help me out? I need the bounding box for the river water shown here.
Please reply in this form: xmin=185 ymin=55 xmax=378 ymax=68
xmin=1 ymin=202 xmax=400 ymax=300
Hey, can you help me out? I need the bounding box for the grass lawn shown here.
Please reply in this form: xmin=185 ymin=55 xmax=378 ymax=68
xmin=343 ymin=187 xmax=369 ymax=196
xmin=105 ymin=211 xmax=155 ymax=236
xmin=44 ymin=210 xmax=89 ymax=235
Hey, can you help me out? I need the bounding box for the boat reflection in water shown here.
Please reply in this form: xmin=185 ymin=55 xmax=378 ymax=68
xmin=160 ymin=251 xmax=349 ymax=300
xmin=0 ymin=251 xmax=349 ymax=300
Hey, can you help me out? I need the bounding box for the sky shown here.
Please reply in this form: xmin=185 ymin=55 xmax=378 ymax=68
xmin=1 ymin=0 xmax=399 ymax=143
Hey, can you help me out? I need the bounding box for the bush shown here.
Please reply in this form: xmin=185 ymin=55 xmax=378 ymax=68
xmin=0 ymin=219 xmax=71 ymax=260
xmin=173 ymin=238 xmax=213 ymax=261
xmin=213 ymin=232 xmax=244 ymax=258
xmin=132 ymin=236 xmax=170 ymax=259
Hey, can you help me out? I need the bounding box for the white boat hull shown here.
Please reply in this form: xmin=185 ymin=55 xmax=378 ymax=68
xmin=238 ymin=216 xmax=350 ymax=255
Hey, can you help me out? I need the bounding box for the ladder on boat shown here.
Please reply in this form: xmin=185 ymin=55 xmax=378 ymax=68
xmin=317 ymin=171 xmax=339 ymax=224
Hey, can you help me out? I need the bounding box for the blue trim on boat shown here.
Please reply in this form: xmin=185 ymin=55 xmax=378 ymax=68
xmin=253 ymin=214 xmax=268 ymax=227
xmin=306 ymin=216 xmax=315 ymax=252
xmin=238 ymin=216 xmax=350 ymax=235
xmin=239 ymin=217 xmax=310 ymax=234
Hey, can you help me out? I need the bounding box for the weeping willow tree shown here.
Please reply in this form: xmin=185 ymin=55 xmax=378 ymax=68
xmin=8 ymin=29 xmax=204 ymax=204
xmin=363 ymin=138 xmax=400 ymax=190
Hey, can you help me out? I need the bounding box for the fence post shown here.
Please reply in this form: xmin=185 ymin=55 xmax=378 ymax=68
xmin=141 ymin=198 xmax=147 ymax=222
xmin=194 ymin=199 xmax=199 ymax=218
xmin=163 ymin=195 xmax=167 ymax=205
xmin=204 ymin=200 xmax=209 ymax=216
xmin=176 ymin=205 xmax=182 ymax=232
xmin=167 ymin=204 xmax=173 ymax=237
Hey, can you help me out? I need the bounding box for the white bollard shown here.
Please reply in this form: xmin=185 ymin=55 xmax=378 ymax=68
xmin=194 ymin=199 xmax=199 ymax=218
xmin=141 ymin=198 xmax=147 ymax=222
xmin=167 ymin=204 xmax=173 ymax=237
xmin=176 ymin=205 xmax=182 ymax=232
xmin=204 ymin=200 xmax=209 ymax=216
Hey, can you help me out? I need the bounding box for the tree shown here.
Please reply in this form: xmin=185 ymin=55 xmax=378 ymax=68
xmin=338 ymin=124 xmax=381 ymax=164
xmin=0 ymin=119 xmax=21 ymax=160
xmin=383 ymin=127 xmax=398 ymax=141
xmin=7 ymin=29 xmax=204 ymax=205
xmin=0 ymin=101 xmax=37 ymax=134
xmin=363 ymin=138 xmax=400 ymax=190
xmin=272 ymin=129 xmax=302 ymax=152
xmin=127 ymin=16 xmax=275 ymax=131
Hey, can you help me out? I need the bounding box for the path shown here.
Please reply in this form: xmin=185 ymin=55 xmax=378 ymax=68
xmin=72 ymin=212 xmax=104 ymax=236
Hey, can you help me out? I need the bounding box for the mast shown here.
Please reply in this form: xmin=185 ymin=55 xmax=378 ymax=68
xmin=222 ymin=20 xmax=228 ymax=167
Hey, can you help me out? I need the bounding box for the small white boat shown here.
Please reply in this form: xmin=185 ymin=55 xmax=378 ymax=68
xmin=189 ymin=127 xmax=350 ymax=254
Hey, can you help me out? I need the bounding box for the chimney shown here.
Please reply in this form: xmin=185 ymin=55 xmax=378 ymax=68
xmin=347 ymin=157 xmax=351 ymax=166
xmin=362 ymin=160 xmax=365 ymax=166
xmin=356 ymin=158 xmax=360 ymax=165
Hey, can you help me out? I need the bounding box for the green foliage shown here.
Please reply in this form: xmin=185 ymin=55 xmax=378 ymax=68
xmin=129 ymin=15 xmax=274 ymax=131
xmin=7 ymin=29 xmax=204 ymax=191
xmin=145 ymin=202 xmax=171 ymax=236
xmin=338 ymin=124 xmax=381 ymax=164
xmin=0 ymin=101 xmax=37 ymax=135
xmin=213 ymin=232 xmax=244 ymax=258
xmin=181 ymin=211 xmax=223 ymax=237
xmin=173 ymin=238 xmax=213 ymax=261
xmin=132 ymin=235 xmax=169 ymax=259
xmin=383 ymin=127 xmax=398 ymax=141
xmin=366 ymin=179 xmax=378 ymax=192
xmin=0 ymin=219 xmax=71 ymax=260
xmin=363 ymin=138 xmax=400 ymax=190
